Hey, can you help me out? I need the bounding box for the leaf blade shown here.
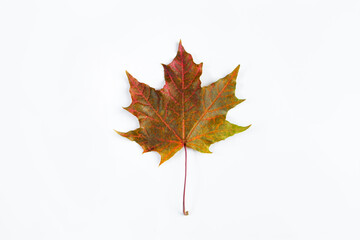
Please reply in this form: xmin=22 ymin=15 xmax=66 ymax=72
xmin=117 ymin=42 xmax=249 ymax=164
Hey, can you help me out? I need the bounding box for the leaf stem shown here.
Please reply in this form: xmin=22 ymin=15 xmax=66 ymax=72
xmin=183 ymin=144 xmax=189 ymax=215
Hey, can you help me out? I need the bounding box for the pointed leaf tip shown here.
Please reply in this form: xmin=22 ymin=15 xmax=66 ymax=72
xmin=125 ymin=71 xmax=132 ymax=81
xmin=125 ymin=71 xmax=139 ymax=86
xmin=114 ymin=129 xmax=124 ymax=136
xmin=178 ymin=40 xmax=185 ymax=53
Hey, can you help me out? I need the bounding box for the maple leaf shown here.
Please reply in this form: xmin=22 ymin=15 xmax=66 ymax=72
xmin=115 ymin=41 xmax=250 ymax=215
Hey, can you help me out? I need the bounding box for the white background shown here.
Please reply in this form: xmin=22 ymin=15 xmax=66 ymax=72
xmin=1 ymin=0 xmax=360 ymax=239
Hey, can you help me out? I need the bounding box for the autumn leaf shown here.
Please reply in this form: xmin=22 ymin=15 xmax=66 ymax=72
xmin=115 ymin=41 xmax=250 ymax=215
